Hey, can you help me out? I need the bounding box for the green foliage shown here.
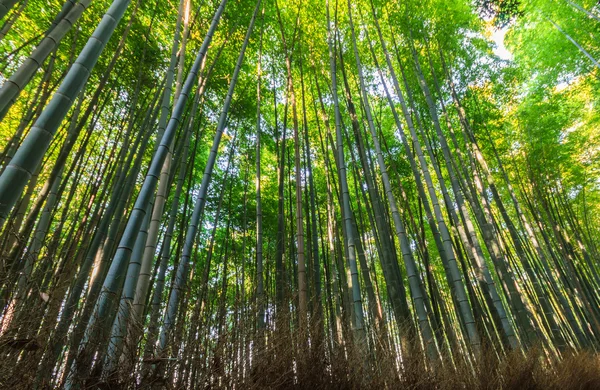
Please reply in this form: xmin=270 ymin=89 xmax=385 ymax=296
xmin=475 ymin=0 xmax=523 ymax=27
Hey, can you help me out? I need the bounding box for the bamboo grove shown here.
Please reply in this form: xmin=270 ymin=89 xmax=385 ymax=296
xmin=0 ymin=0 xmax=599 ymax=388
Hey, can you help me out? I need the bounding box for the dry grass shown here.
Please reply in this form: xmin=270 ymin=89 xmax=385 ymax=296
xmin=2 ymin=310 xmax=600 ymax=389
xmin=242 ymin=347 xmax=600 ymax=390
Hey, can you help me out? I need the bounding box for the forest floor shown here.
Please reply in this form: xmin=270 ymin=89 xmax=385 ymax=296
xmin=242 ymin=348 xmax=600 ymax=390
xmin=136 ymin=347 xmax=600 ymax=389
xmin=4 ymin=345 xmax=600 ymax=389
